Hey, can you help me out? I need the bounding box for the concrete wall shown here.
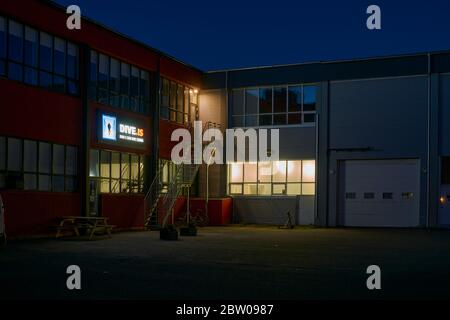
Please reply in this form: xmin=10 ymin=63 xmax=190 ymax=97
xmin=232 ymin=196 xmax=315 ymax=225
xmin=199 ymin=89 xmax=228 ymax=127
xmin=198 ymin=89 xmax=228 ymax=197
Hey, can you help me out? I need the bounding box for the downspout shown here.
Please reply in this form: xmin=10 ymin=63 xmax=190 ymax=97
xmin=81 ymin=45 xmax=90 ymax=217
xmin=426 ymin=53 xmax=431 ymax=228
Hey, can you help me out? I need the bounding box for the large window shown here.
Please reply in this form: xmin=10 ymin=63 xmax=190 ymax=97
xmin=228 ymin=160 xmax=315 ymax=196
xmin=89 ymin=149 xmax=144 ymax=194
xmin=159 ymin=158 xmax=177 ymax=193
xmin=89 ymin=50 xmax=150 ymax=114
xmin=231 ymin=84 xmax=317 ymax=127
xmin=160 ymin=77 xmax=197 ymax=125
xmin=0 ymin=16 xmax=79 ymax=95
xmin=0 ymin=136 xmax=77 ymax=192
xmin=158 ymin=158 xmax=192 ymax=196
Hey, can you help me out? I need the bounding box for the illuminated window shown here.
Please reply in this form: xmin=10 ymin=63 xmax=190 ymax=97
xmin=158 ymin=159 xmax=191 ymax=196
xmin=243 ymin=163 xmax=257 ymax=182
xmin=302 ymin=160 xmax=316 ymax=182
xmin=230 ymin=162 xmax=243 ymax=183
xmin=228 ymin=160 xmax=316 ymax=196
xmin=90 ymin=149 xmax=145 ymax=194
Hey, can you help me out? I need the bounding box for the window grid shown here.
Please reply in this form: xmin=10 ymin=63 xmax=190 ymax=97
xmin=90 ymin=149 xmax=145 ymax=194
xmin=158 ymin=158 xmax=190 ymax=196
xmin=88 ymin=50 xmax=150 ymax=114
xmin=228 ymin=160 xmax=315 ymax=196
xmin=0 ymin=136 xmax=77 ymax=192
xmin=160 ymin=77 xmax=197 ymax=126
xmin=231 ymin=84 xmax=317 ymax=128
xmin=0 ymin=16 xmax=79 ymax=95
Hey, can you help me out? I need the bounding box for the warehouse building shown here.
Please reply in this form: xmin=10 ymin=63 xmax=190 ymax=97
xmin=1 ymin=0 xmax=449 ymax=238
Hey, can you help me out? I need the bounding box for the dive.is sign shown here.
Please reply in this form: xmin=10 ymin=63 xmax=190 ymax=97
xmin=100 ymin=114 xmax=145 ymax=148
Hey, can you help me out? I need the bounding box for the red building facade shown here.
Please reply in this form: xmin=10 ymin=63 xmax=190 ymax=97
xmin=0 ymin=0 xmax=204 ymax=237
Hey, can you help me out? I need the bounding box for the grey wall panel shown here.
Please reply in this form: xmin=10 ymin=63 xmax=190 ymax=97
xmin=233 ymin=197 xmax=297 ymax=225
xmin=227 ymin=127 xmax=316 ymax=161
xmin=440 ymin=74 xmax=450 ymax=156
xmin=298 ymin=196 xmax=315 ymax=225
xmin=278 ymin=127 xmax=316 ymax=159
xmin=204 ymin=55 xmax=429 ymax=90
xmin=329 ymin=76 xmax=428 ymax=157
xmin=233 ymin=196 xmax=314 ymax=225
xmin=203 ymin=72 xmax=226 ymax=90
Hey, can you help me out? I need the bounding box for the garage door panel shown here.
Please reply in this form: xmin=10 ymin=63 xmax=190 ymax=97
xmin=339 ymin=159 xmax=420 ymax=227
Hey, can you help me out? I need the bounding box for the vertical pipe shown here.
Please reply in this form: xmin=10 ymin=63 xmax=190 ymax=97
xmin=187 ymin=186 xmax=190 ymax=224
xmin=426 ymin=53 xmax=431 ymax=228
xmin=206 ymin=164 xmax=209 ymax=218
xmin=81 ymin=45 xmax=90 ymax=217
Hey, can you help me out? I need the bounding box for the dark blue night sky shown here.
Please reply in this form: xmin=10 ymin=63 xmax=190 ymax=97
xmin=55 ymin=0 xmax=450 ymax=71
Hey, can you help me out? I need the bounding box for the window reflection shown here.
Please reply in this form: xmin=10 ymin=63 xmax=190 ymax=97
xmin=231 ymin=84 xmax=316 ymax=128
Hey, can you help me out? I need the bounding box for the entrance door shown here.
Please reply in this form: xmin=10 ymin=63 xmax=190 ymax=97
xmin=338 ymin=159 xmax=420 ymax=227
xmin=88 ymin=179 xmax=99 ymax=217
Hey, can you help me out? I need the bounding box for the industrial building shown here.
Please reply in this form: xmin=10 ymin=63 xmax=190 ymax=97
xmin=1 ymin=0 xmax=450 ymax=238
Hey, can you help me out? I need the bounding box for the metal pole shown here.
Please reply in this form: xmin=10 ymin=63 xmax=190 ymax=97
xmin=206 ymin=164 xmax=209 ymax=218
xmin=187 ymin=186 xmax=190 ymax=224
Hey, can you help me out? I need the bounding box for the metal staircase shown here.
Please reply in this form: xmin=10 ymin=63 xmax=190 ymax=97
xmin=144 ymin=121 xmax=220 ymax=230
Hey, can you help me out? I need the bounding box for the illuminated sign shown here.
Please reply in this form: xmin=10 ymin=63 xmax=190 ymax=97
xmin=99 ymin=113 xmax=145 ymax=148
xmin=102 ymin=115 xmax=117 ymax=141
xmin=119 ymin=124 xmax=144 ymax=143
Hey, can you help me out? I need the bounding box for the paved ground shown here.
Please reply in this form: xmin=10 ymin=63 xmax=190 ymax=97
xmin=1 ymin=226 xmax=450 ymax=300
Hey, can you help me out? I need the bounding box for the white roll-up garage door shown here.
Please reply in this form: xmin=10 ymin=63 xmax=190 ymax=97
xmin=338 ymin=159 xmax=420 ymax=227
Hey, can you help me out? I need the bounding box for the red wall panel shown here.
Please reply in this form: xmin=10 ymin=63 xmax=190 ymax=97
xmin=159 ymin=119 xmax=188 ymax=159
xmin=1 ymin=191 xmax=81 ymax=238
xmin=156 ymin=197 xmax=232 ymax=226
xmin=0 ymin=79 xmax=81 ymax=145
xmin=101 ymin=194 xmax=145 ymax=230
xmin=160 ymin=56 xmax=203 ymax=88
xmin=189 ymin=198 xmax=232 ymax=226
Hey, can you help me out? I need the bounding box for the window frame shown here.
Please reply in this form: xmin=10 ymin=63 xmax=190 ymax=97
xmin=90 ymin=149 xmax=145 ymax=194
xmin=89 ymin=49 xmax=151 ymax=115
xmin=160 ymin=77 xmax=193 ymax=126
xmin=231 ymin=83 xmax=318 ymax=128
xmin=228 ymin=160 xmax=316 ymax=197
xmin=0 ymin=16 xmax=79 ymax=96
xmin=0 ymin=136 xmax=78 ymax=192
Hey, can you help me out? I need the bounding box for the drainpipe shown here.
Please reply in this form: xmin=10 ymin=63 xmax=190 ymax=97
xmin=206 ymin=164 xmax=209 ymax=218
xmin=426 ymin=53 xmax=431 ymax=228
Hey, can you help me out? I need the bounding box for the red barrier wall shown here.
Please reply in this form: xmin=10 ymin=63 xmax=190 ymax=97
xmin=189 ymin=198 xmax=233 ymax=226
xmin=100 ymin=194 xmax=145 ymax=230
xmin=0 ymin=191 xmax=81 ymax=238
xmin=156 ymin=197 xmax=232 ymax=226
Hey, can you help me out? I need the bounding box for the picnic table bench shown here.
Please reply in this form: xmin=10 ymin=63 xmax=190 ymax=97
xmin=54 ymin=216 xmax=114 ymax=240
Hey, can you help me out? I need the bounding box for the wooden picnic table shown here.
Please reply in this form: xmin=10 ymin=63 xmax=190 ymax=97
xmin=55 ymin=216 xmax=113 ymax=240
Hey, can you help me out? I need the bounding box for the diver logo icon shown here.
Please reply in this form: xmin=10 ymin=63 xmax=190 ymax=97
xmin=102 ymin=115 xmax=117 ymax=141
